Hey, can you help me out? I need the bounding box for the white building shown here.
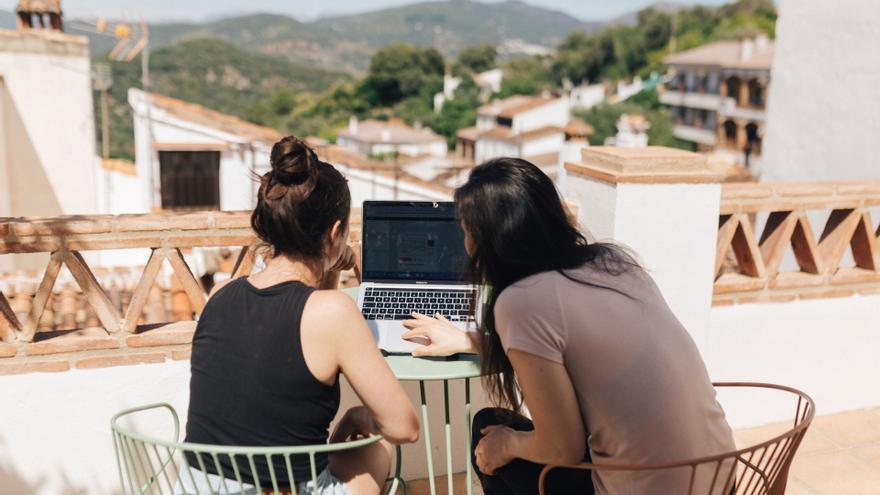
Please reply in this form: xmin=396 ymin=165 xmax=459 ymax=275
xmin=129 ymin=89 xmax=279 ymax=213
xmin=433 ymin=68 xmax=503 ymax=112
xmin=312 ymin=143 xmax=452 ymax=206
xmin=336 ymin=117 xmax=447 ymax=159
xmin=455 ymin=95 xmax=572 ymax=171
xmin=661 ymin=35 xmax=773 ymax=166
xmin=568 ymin=82 xmax=606 ymax=111
xmin=0 ymin=29 xmax=97 ymax=220
xmin=604 ymin=113 xmax=651 ymax=148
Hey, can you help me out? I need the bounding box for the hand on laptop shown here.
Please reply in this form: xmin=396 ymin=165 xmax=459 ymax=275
xmin=403 ymin=312 xmax=478 ymax=357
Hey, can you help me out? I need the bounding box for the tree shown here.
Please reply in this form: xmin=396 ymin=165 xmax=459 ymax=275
xmin=366 ymin=43 xmax=445 ymax=106
xmin=638 ymin=8 xmax=672 ymax=52
xmin=499 ymin=56 xmax=554 ymax=97
xmin=578 ymin=88 xmax=690 ymax=149
xmin=457 ymin=44 xmax=497 ymax=73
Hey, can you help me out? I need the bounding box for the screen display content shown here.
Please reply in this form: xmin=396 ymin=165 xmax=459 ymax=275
xmin=362 ymin=202 xmax=468 ymax=282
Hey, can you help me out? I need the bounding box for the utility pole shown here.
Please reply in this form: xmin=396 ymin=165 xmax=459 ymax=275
xmin=138 ymin=22 xmax=158 ymax=209
xmin=92 ymin=64 xmax=113 ymax=159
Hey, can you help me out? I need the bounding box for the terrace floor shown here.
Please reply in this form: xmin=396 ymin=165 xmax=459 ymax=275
xmin=405 ymin=407 xmax=880 ymax=495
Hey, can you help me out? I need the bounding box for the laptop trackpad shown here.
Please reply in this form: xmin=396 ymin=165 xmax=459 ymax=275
xmin=372 ymin=321 xmax=426 ymax=353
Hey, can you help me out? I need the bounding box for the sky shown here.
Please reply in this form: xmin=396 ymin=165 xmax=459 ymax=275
xmin=0 ymin=0 xmax=730 ymax=23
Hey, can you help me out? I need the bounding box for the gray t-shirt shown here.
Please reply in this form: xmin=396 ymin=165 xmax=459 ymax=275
xmin=495 ymin=263 xmax=735 ymax=495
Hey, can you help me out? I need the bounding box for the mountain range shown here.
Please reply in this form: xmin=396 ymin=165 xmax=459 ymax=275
xmin=1 ymin=0 xmax=604 ymax=73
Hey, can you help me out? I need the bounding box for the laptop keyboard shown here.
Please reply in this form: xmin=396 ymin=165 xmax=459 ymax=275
xmin=361 ymin=287 xmax=477 ymax=322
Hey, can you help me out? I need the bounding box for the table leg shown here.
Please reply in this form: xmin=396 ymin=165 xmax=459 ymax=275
xmin=419 ymin=381 xmax=436 ymax=495
xmin=465 ymin=378 xmax=473 ymax=495
xmin=444 ymin=380 xmax=453 ymax=495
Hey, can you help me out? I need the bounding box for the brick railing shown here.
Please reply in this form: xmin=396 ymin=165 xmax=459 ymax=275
xmin=714 ymin=181 xmax=880 ymax=305
xmin=0 ymin=211 xmax=362 ymax=375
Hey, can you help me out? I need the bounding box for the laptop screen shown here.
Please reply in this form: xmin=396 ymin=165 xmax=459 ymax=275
xmin=361 ymin=201 xmax=469 ymax=283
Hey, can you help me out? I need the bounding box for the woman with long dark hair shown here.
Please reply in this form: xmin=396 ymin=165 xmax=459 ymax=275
xmin=403 ymin=157 xmax=735 ymax=494
xmin=182 ymin=137 xmax=419 ymax=495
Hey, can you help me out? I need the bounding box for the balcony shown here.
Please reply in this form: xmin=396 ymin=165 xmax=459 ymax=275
xmin=660 ymin=89 xmax=722 ymax=111
xmin=673 ymin=124 xmax=718 ymax=145
xmin=719 ymin=96 xmax=767 ymax=121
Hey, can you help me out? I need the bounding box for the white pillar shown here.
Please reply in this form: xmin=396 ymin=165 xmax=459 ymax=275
xmin=562 ymin=146 xmax=724 ymax=350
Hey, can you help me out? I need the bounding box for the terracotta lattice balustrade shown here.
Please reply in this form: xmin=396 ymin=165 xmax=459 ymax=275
xmin=714 ymin=180 xmax=880 ymax=305
xmin=0 ymin=210 xmax=363 ymax=375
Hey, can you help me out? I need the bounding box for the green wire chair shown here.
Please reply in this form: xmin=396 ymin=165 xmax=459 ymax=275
xmin=111 ymin=403 xmax=403 ymax=495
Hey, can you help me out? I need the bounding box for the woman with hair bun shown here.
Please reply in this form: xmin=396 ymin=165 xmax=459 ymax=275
xmin=181 ymin=137 xmax=419 ymax=495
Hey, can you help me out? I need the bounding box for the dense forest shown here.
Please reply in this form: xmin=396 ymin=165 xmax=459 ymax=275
xmin=97 ymin=0 xmax=776 ymax=159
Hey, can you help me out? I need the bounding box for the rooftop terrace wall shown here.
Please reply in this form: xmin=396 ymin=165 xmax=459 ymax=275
xmin=2 ymin=147 xmax=879 ymax=493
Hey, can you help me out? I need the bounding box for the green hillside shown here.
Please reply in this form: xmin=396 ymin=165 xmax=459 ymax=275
xmin=79 ymin=0 xmax=597 ymax=74
xmin=100 ymin=38 xmax=347 ymax=159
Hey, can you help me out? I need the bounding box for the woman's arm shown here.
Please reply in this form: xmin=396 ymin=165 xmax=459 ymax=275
xmin=312 ymin=292 xmax=420 ymax=444
xmin=475 ymin=349 xmax=585 ymax=473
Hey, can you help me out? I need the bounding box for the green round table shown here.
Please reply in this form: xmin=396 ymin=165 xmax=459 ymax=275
xmin=343 ymin=287 xmax=481 ymax=495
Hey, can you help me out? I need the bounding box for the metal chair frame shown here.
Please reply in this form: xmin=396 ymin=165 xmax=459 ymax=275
xmin=111 ymin=403 xmax=403 ymax=495
xmin=538 ymin=382 xmax=815 ymax=495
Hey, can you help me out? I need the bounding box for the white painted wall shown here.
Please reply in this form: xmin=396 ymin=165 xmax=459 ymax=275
xmin=761 ymin=0 xmax=880 ymax=181
xmin=564 ymin=174 xmax=722 ymax=351
xmin=520 ymin=133 xmax=565 ymax=158
xmin=707 ymin=294 xmax=880 ymax=428
xmin=336 ymin=165 xmax=450 ymax=207
xmin=0 ymin=361 xmax=488 ymax=495
xmin=0 ymin=32 xmax=97 ymax=218
xmin=366 ymin=141 xmax=447 ymax=158
xmin=511 ymin=99 xmax=570 ymax=134
xmin=569 ymin=83 xmax=605 ymax=110
xmin=94 ymin=163 xmax=145 ymax=215
xmin=129 ymin=89 xmax=273 ymax=212
xmin=474 ymin=137 xmax=518 ymax=163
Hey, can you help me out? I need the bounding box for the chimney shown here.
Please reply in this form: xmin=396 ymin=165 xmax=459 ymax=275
xmin=348 ymin=116 xmax=359 ymax=134
xmin=739 ymin=37 xmax=755 ymax=61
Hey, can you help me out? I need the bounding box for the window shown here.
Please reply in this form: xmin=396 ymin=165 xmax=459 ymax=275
xmin=159 ymin=151 xmax=221 ymax=209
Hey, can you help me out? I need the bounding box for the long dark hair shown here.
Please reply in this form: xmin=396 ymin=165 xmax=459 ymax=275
xmin=454 ymin=157 xmax=638 ymax=414
xmin=251 ymin=136 xmax=351 ymax=268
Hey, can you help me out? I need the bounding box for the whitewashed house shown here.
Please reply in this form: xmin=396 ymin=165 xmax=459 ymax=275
xmin=433 ymin=68 xmax=503 ymax=112
xmin=568 ymin=82 xmax=606 ymax=110
xmin=455 ymin=95 xmax=571 ymax=173
xmin=129 ymin=89 xmax=279 ymax=213
xmin=604 ymin=113 xmax=651 ymax=148
xmin=336 ymin=117 xmax=447 ymax=159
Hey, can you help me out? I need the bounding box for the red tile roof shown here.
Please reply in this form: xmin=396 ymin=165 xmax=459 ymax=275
xmin=147 ymin=93 xmax=282 ymax=144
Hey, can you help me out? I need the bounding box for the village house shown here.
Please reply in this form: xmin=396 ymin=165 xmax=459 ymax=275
xmin=455 ymin=94 xmax=572 ymax=172
xmin=336 ymin=117 xmax=448 ymax=159
xmin=433 ymin=68 xmax=503 ymax=112
xmin=661 ymin=34 xmax=773 ymax=166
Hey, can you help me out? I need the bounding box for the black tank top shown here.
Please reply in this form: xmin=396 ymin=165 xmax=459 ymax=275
xmin=185 ymin=278 xmax=340 ymax=486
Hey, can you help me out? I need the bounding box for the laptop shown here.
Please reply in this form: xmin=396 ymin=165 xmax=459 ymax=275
xmin=357 ymin=201 xmax=478 ymax=354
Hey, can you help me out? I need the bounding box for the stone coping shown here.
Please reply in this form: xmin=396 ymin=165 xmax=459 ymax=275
xmin=721 ymin=180 xmax=880 ymax=214
xmin=565 ymin=146 xmax=726 ymax=184
xmin=0 ymin=321 xmax=195 ymax=376
xmin=0 ymin=209 xmax=363 ymax=253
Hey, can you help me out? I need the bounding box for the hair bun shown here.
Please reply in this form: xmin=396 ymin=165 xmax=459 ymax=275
xmin=267 ymin=136 xmax=318 ymax=200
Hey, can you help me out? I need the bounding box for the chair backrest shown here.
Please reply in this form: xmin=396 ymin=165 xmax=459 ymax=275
xmin=111 ymin=403 xmax=383 ymax=495
xmin=538 ymin=382 xmax=815 ymax=495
